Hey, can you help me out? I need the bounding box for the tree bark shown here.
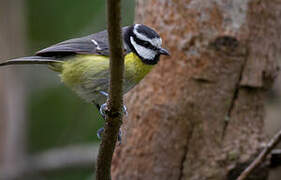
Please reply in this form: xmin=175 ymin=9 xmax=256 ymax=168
xmin=96 ymin=0 xmax=124 ymax=180
xmin=112 ymin=0 xmax=281 ymax=180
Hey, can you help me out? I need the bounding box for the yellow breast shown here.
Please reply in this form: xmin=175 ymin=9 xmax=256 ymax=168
xmin=124 ymin=52 xmax=154 ymax=83
xmin=55 ymin=53 xmax=155 ymax=103
xmin=58 ymin=53 xmax=154 ymax=91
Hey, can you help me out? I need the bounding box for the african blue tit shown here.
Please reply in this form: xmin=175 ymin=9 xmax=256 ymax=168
xmin=0 ymin=24 xmax=169 ymax=112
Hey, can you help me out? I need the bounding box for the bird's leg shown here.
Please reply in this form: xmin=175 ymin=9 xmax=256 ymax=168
xmin=95 ymin=103 xmax=101 ymax=113
xmin=99 ymin=91 xmax=108 ymax=97
xmin=98 ymin=91 xmax=128 ymax=116
xmin=99 ymin=103 xmax=108 ymax=118
xmin=97 ymin=127 xmax=122 ymax=144
xmin=97 ymin=127 xmax=104 ymax=139
xmin=95 ymin=91 xmax=125 ymax=143
xmin=93 ymin=103 xmax=105 ymax=120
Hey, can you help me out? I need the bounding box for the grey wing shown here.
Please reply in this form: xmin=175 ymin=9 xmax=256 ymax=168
xmin=36 ymin=30 xmax=110 ymax=57
xmin=36 ymin=26 xmax=130 ymax=58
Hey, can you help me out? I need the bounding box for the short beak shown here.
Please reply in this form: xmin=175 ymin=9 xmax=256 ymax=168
xmin=158 ymin=48 xmax=170 ymax=56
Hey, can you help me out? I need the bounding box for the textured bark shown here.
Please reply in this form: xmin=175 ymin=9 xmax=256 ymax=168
xmin=111 ymin=0 xmax=281 ymax=180
xmin=96 ymin=0 xmax=124 ymax=180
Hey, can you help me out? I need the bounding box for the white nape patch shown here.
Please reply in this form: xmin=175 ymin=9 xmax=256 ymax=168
xmin=91 ymin=39 xmax=101 ymax=50
xmin=134 ymin=24 xmax=162 ymax=48
xmin=130 ymin=37 xmax=156 ymax=60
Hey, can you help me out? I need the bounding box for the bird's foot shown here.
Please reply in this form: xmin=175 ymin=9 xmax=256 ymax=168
xmin=99 ymin=103 xmax=128 ymax=117
xmin=97 ymin=127 xmax=122 ymax=144
xmin=99 ymin=103 xmax=108 ymax=118
xmin=96 ymin=127 xmax=104 ymax=140
xmin=99 ymin=91 xmax=109 ymax=97
xmin=98 ymin=91 xmax=128 ymax=117
xmin=123 ymin=105 xmax=128 ymax=116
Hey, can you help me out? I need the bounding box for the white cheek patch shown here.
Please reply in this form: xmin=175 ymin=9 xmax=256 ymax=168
xmin=134 ymin=24 xmax=162 ymax=48
xmin=152 ymin=38 xmax=162 ymax=48
xmin=130 ymin=37 xmax=156 ymax=60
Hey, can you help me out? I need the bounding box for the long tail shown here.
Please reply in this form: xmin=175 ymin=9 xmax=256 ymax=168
xmin=0 ymin=56 xmax=62 ymax=66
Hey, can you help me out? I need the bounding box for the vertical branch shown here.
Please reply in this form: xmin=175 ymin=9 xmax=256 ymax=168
xmin=96 ymin=0 xmax=124 ymax=180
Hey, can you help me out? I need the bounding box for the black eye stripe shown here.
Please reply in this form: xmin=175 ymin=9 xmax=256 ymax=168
xmin=132 ymin=34 xmax=157 ymax=50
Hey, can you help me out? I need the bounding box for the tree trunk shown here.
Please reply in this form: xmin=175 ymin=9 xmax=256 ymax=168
xmin=0 ymin=0 xmax=26 ymax=169
xmin=112 ymin=0 xmax=281 ymax=180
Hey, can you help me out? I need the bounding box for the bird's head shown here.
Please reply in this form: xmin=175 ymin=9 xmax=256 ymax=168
xmin=124 ymin=24 xmax=169 ymax=65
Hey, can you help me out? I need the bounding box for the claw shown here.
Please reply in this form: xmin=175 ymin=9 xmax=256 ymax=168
xmin=98 ymin=91 xmax=128 ymax=117
xmin=96 ymin=127 xmax=122 ymax=143
xmin=97 ymin=127 xmax=104 ymax=140
xmin=99 ymin=103 xmax=108 ymax=117
xmin=117 ymin=129 xmax=122 ymax=144
xmin=99 ymin=103 xmax=128 ymax=117
xmin=122 ymin=105 xmax=128 ymax=116
xmin=98 ymin=91 xmax=109 ymax=118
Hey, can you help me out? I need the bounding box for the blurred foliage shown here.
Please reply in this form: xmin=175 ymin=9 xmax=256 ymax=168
xmin=27 ymin=86 xmax=102 ymax=153
xmin=24 ymin=0 xmax=135 ymax=179
xmin=32 ymin=169 xmax=94 ymax=180
xmin=27 ymin=0 xmax=135 ymax=52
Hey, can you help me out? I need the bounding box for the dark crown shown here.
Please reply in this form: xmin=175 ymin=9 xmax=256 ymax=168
xmin=124 ymin=24 xmax=162 ymax=65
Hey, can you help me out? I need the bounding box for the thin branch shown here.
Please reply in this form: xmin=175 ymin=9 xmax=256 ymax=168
xmin=96 ymin=0 xmax=124 ymax=180
xmin=237 ymin=129 xmax=281 ymax=180
xmin=0 ymin=144 xmax=99 ymax=179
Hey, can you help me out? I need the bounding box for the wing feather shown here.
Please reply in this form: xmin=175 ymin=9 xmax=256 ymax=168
xmin=36 ymin=26 xmax=129 ymax=58
xmin=0 ymin=56 xmax=61 ymax=66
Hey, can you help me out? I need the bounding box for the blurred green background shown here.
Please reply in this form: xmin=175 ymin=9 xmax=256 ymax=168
xmin=2 ymin=1 xmax=281 ymax=180
xmin=10 ymin=1 xmax=281 ymax=180
xmin=20 ymin=0 xmax=134 ymax=179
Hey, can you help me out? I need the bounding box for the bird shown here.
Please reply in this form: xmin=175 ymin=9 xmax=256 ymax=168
xmin=0 ymin=24 xmax=169 ymax=140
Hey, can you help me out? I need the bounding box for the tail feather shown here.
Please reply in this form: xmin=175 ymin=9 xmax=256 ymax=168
xmin=0 ymin=56 xmax=62 ymax=66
